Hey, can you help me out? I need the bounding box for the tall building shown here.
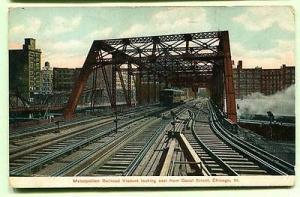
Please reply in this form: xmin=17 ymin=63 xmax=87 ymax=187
xmin=40 ymin=61 xmax=53 ymax=95
xmin=9 ymin=38 xmax=42 ymax=101
xmin=233 ymin=60 xmax=295 ymax=98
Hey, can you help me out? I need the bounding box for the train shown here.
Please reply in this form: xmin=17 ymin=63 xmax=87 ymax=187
xmin=159 ymin=89 xmax=186 ymax=106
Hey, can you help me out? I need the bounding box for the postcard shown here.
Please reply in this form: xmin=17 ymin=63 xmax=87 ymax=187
xmin=8 ymin=4 xmax=295 ymax=188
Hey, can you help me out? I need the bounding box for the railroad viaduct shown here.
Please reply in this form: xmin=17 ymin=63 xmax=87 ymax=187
xmin=64 ymin=31 xmax=237 ymax=122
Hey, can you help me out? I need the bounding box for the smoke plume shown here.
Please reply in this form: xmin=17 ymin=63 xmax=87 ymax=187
xmin=236 ymin=85 xmax=295 ymax=117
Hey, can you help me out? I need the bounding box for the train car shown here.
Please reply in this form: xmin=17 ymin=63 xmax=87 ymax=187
xmin=159 ymin=89 xmax=186 ymax=106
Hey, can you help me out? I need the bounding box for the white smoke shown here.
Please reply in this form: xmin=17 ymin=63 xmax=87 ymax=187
xmin=236 ymin=85 xmax=295 ymax=117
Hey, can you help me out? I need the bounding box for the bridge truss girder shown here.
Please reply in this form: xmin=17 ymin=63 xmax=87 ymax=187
xmin=64 ymin=31 xmax=237 ymax=122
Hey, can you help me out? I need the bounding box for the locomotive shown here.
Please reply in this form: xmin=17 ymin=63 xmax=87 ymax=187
xmin=159 ymin=89 xmax=186 ymax=106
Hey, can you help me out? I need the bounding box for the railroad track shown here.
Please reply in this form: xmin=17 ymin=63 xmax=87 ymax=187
xmin=9 ymin=117 xmax=114 ymax=155
xmin=184 ymin=99 xmax=294 ymax=176
xmin=209 ymin=101 xmax=294 ymax=175
xmin=9 ymin=115 xmax=109 ymax=140
xmin=9 ymin=104 xmax=161 ymax=141
xmin=74 ymin=105 xmax=189 ymax=176
xmin=77 ymin=119 xmax=170 ymax=176
xmin=9 ymin=105 xmax=183 ymax=176
xmin=133 ymin=109 xmax=200 ymax=176
xmin=9 ymin=117 xmax=141 ymax=176
xmin=11 ymin=99 xmax=292 ymax=177
xmin=9 ymin=105 xmax=166 ymax=155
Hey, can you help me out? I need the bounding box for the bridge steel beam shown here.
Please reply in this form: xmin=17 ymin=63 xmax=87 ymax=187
xmin=64 ymin=31 xmax=237 ymax=121
xmin=101 ymin=66 xmax=113 ymax=109
xmin=220 ymin=31 xmax=237 ymax=122
xmin=64 ymin=67 xmax=93 ymax=119
xmin=211 ymin=64 xmax=224 ymax=110
xmin=64 ymin=42 xmax=99 ymax=119
xmin=90 ymin=68 xmax=97 ymax=111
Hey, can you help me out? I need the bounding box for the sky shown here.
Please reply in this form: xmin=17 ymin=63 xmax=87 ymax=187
xmin=8 ymin=6 xmax=295 ymax=69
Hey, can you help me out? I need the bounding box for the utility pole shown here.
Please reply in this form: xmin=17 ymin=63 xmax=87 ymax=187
xmin=114 ymin=110 xmax=118 ymax=133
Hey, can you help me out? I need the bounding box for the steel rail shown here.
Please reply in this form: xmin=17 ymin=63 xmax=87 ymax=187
xmin=52 ymin=117 xmax=165 ymax=176
xmin=177 ymin=132 xmax=211 ymax=176
xmin=10 ymin=106 xmax=164 ymax=158
xmin=208 ymin=101 xmax=292 ymax=175
xmin=211 ymin=105 xmax=294 ymax=174
xmin=9 ymin=118 xmax=113 ymax=157
xmin=123 ymin=119 xmax=170 ymax=176
xmin=10 ymin=105 xmax=177 ymax=176
xmin=212 ymin=111 xmax=295 ymax=175
xmin=10 ymin=104 xmax=161 ymax=140
xmin=10 ymin=118 xmax=103 ymax=140
xmin=210 ymin=115 xmax=286 ymax=175
xmin=210 ymin=101 xmax=295 ymax=173
xmin=190 ymin=110 xmax=239 ymax=176
xmin=10 ymin=116 xmax=148 ymax=176
xmin=157 ymin=108 xmax=211 ymax=176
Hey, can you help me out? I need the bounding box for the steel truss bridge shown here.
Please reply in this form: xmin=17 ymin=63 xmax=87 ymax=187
xmin=64 ymin=31 xmax=237 ymax=122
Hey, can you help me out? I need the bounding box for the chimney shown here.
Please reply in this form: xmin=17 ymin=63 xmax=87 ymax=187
xmin=237 ymin=60 xmax=242 ymax=70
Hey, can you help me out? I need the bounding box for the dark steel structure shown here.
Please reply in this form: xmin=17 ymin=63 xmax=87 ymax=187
xmin=64 ymin=31 xmax=237 ymax=122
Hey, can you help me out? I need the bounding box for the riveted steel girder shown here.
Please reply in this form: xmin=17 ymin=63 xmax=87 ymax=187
xmin=64 ymin=31 xmax=237 ymax=122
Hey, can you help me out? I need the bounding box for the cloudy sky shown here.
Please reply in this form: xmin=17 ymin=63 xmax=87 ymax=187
xmin=8 ymin=6 xmax=295 ymax=69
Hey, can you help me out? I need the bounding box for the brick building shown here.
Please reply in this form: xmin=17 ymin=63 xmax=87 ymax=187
xmin=52 ymin=68 xmax=81 ymax=92
xmin=233 ymin=60 xmax=295 ymax=99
